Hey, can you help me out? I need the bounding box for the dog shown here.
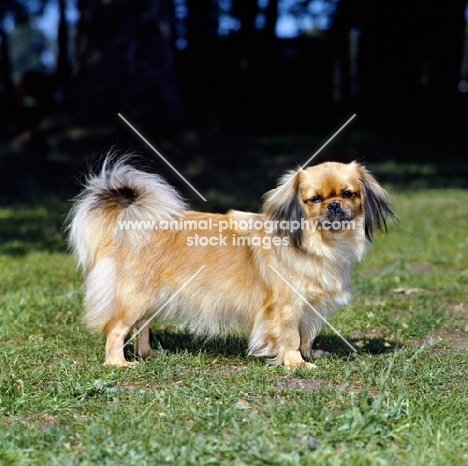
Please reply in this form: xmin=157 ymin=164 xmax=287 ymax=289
xmin=67 ymin=156 xmax=394 ymax=367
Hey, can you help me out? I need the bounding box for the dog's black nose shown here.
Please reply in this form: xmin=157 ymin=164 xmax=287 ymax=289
xmin=327 ymin=202 xmax=341 ymax=212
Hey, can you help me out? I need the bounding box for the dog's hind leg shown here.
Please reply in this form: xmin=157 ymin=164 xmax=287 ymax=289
xmin=103 ymin=316 xmax=134 ymax=366
xmin=82 ymin=257 xmax=134 ymax=366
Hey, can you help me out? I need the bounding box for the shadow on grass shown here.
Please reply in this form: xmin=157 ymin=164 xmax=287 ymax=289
xmin=146 ymin=330 xmax=248 ymax=359
xmin=122 ymin=329 xmax=400 ymax=362
xmin=314 ymin=334 xmax=399 ymax=357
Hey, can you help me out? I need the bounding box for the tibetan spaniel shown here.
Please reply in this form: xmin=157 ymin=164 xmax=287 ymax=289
xmin=68 ymin=156 xmax=394 ymax=367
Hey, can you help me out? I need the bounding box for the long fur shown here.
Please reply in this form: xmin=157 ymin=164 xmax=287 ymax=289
xmin=67 ymin=156 xmax=187 ymax=275
xmin=353 ymin=162 xmax=396 ymax=241
xmin=263 ymin=169 xmax=306 ymax=248
xmin=67 ymin=156 xmax=393 ymax=367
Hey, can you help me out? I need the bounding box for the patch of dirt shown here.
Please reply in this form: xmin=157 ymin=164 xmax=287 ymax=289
xmin=5 ymin=413 xmax=60 ymax=431
xmin=344 ymin=383 xmax=382 ymax=398
xmin=210 ymin=363 xmax=247 ymax=375
xmin=432 ymin=301 xmax=468 ymax=350
xmin=38 ymin=413 xmax=60 ymax=430
xmin=276 ymin=377 xmax=321 ymax=391
xmin=434 ymin=329 xmax=468 ymax=350
xmin=117 ymin=381 xmax=161 ymax=391
xmin=447 ymin=301 xmax=468 ymax=316
xmin=234 ymin=398 xmax=259 ymax=414
xmin=402 ymin=303 xmax=468 ymax=351
xmin=406 ymin=262 xmax=436 ymax=274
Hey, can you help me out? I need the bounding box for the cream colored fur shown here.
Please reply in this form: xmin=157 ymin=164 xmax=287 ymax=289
xmin=67 ymin=156 xmax=392 ymax=367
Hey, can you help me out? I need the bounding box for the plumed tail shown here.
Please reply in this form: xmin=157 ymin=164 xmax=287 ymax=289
xmin=66 ymin=155 xmax=187 ymax=274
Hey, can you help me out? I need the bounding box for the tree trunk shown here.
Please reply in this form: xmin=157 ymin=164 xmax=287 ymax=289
xmin=0 ymin=27 xmax=14 ymax=95
xmin=429 ymin=0 xmax=467 ymax=111
xmin=263 ymin=0 xmax=278 ymax=40
xmin=56 ymin=0 xmax=71 ymax=84
xmin=0 ymin=27 xmax=16 ymax=137
xmin=73 ymin=0 xmax=188 ymax=131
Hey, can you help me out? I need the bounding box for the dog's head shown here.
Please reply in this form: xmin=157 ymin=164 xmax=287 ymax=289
xmin=263 ymin=161 xmax=395 ymax=248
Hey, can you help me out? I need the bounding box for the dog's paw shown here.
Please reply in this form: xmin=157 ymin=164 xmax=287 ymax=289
xmin=311 ymin=349 xmax=331 ymax=359
xmin=283 ymin=350 xmax=317 ymax=369
xmin=102 ymin=360 xmax=138 ymax=368
xmin=286 ymin=361 xmax=318 ymax=370
xmin=283 ymin=361 xmax=317 ymax=370
xmin=138 ymin=348 xmax=157 ymax=358
xmin=298 ymin=361 xmax=317 ymax=369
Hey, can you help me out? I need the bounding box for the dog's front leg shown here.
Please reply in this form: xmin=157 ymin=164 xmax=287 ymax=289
xmin=279 ymin=307 xmax=317 ymax=369
xmin=135 ymin=324 xmax=156 ymax=358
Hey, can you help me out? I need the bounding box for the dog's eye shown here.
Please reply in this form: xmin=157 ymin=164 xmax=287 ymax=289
xmin=342 ymin=191 xmax=354 ymax=199
xmin=309 ymin=195 xmax=322 ymax=203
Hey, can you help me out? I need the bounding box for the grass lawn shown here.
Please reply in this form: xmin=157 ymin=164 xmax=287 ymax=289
xmin=1 ymin=187 xmax=468 ymax=465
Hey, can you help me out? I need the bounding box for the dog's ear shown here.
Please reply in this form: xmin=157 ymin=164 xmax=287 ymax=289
xmin=263 ymin=169 xmax=305 ymax=248
xmin=354 ymin=163 xmax=396 ymax=241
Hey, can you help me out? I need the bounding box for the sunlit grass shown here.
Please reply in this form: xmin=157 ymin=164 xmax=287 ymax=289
xmin=0 ymin=189 xmax=467 ymax=465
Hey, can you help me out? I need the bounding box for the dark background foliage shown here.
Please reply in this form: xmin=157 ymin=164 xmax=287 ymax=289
xmin=0 ymin=0 xmax=467 ymax=209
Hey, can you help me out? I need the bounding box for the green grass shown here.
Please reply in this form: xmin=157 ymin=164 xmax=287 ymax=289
xmin=1 ymin=190 xmax=468 ymax=466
